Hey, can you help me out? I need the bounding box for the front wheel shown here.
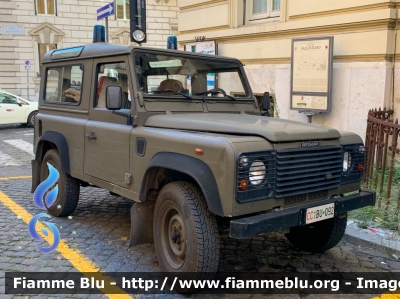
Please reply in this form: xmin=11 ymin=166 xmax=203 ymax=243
xmin=40 ymin=149 xmax=80 ymax=217
xmin=285 ymin=213 xmax=347 ymax=253
xmin=27 ymin=111 xmax=37 ymax=127
xmin=153 ymin=181 xmax=220 ymax=275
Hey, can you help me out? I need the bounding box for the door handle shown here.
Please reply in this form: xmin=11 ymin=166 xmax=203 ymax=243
xmin=85 ymin=133 xmax=97 ymax=141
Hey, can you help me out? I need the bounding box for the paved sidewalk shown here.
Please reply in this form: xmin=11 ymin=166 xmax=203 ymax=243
xmin=1 ymin=177 xmax=398 ymax=299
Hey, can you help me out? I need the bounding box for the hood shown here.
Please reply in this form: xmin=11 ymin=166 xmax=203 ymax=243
xmin=144 ymin=113 xmax=341 ymax=142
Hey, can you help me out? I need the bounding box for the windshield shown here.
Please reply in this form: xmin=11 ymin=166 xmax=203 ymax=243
xmin=133 ymin=52 xmax=250 ymax=99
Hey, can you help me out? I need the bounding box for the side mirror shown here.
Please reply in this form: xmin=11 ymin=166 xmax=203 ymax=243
xmin=261 ymin=92 xmax=271 ymax=112
xmin=106 ymin=85 xmax=122 ymax=110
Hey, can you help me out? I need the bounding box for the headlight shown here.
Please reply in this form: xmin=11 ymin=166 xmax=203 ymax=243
xmin=343 ymin=151 xmax=352 ymax=172
xmin=239 ymin=156 xmax=249 ymax=167
xmin=132 ymin=29 xmax=146 ymax=43
xmin=249 ymin=160 xmax=266 ymax=185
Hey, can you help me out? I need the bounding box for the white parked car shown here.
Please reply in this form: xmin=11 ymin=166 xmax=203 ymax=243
xmin=0 ymin=90 xmax=38 ymax=127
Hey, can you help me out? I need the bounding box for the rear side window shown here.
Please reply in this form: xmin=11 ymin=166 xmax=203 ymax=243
xmin=95 ymin=62 xmax=131 ymax=109
xmin=44 ymin=65 xmax=83 ymax=104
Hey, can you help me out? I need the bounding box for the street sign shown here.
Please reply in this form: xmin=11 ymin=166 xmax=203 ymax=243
xmin=2 ymin=25 xmax=24 ymax=35
xmin=24 ymin=60 xmax=30 ymax=70
xmin=97 ymin=2 xmax=115 ymax=21
xmin=24 ymin=60 xmax=30 ymax=100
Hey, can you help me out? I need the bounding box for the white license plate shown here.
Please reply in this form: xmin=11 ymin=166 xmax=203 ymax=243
xmin=306 ymin=203 xmax=335 ymax=224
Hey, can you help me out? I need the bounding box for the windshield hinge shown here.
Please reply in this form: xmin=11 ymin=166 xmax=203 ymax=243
xmin=136 ymin=92 xmax=144 ymax=106
xmin=125 ymin=173 xmax=132 ymax=184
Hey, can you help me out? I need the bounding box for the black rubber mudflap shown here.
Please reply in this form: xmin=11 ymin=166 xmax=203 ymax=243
xmin=129 ymin=201 xmax=155 ymax=247
xmin=31 ymin=159 xmax=41 ymax=193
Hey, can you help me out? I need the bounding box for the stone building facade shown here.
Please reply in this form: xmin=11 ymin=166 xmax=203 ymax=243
xmin=0 ymin=0 xmax=178 ymax=101
xmin=178 ymin=0 xmax=400 ymax=140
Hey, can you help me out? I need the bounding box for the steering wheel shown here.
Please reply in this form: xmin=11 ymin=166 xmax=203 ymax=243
xmin=196 ymin=88 xmax=236 ymax=101
xmin=196 ymin=88 xmax=226 ymax=96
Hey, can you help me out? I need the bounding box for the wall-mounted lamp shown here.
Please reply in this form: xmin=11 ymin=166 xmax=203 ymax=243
xmin=195 ymin=36 xmax=206 ymax=41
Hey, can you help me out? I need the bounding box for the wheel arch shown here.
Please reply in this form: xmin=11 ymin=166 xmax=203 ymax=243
xmin=140 ymin=152 xmax=224 ymax=216
xmin=35 ymin=131 xmax=70 ymax=174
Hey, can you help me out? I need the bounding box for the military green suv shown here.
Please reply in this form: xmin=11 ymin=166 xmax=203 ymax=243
xmin=32 ymin=42 xmax=375 ymax=275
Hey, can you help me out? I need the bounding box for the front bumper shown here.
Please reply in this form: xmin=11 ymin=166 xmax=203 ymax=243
xmin=229 ymin=189 xmax=376 ymax=239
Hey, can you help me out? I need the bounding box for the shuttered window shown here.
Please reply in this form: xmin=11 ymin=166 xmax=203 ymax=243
xmin=39 ymin=44 xmax=57 ymax=69
xmin=116 ymin=0 xmax=130 ymax=20
xmin=36 ymin=0 xmax=56 ymax=15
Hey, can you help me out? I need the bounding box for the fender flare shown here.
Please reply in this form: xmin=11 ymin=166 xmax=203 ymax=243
xmin=140 ymin=152 xmax=224 ymax=216
xmin=35 ymin=131 xmax=70 ymax=174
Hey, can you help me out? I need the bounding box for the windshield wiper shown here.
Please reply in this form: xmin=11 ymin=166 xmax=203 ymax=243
xmin=157 ymin=89 xmax=193 ymax=101
xmin=196 ymin=88 xmax=236 ymax=101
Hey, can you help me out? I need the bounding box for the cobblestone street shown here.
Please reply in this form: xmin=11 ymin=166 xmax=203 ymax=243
xmin=0 ymin=125 xmax=398 ymax=299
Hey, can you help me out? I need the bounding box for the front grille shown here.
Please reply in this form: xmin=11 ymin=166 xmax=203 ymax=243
xmin=275 ymin=146 xmax=342 ymax=198
xmin=309 ymin=190 xmax=329 ymax=201
xmin=284 ymin=194 xmax=306 ymax=205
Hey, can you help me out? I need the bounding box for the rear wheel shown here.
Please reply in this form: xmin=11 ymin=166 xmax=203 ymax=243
xmin=285 ymin=213 xmax=347 ymax=253
xmin=153 ymin=181 xmax=219 ymax=276
xmin=27 ymin=111 xmax=37 ymax=127
xmin=40 ymin=149 xmax=80 ymax=217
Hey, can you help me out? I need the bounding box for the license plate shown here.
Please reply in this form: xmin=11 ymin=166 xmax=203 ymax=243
xmin=305 ymin=203 xmax=335 ymax=224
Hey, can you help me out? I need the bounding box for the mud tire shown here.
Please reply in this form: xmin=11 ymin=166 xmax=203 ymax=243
xmin=40 ymin=149 xmax=80 ymax=217
xmin=153 ymin=181 xmax=220 ymax=276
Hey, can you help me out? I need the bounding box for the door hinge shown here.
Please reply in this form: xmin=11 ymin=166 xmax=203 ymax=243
xmin=125 ymin=173 xmax=132 ymax=185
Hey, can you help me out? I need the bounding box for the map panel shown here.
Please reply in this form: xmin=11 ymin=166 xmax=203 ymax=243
xmin=292 ymin=39 xmax=330 ymax=93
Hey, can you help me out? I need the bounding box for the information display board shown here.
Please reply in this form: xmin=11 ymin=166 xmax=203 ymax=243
xmin=290 ymin=36 xmax=333 ymax=113
xmin=185 ymin=41 xmax=217 ymax=55
xmin=185 ymin=41 xmax=218 ymax=91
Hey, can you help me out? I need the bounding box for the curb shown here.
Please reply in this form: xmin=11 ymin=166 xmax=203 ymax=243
xmin=344 ymin=222 xmax=400 ymax=256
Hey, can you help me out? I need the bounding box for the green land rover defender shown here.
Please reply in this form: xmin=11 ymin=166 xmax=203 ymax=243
xmin=31 ymin=40 xmax=375 ymax=275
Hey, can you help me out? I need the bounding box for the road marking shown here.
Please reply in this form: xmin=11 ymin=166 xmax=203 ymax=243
xmin=23 ymin=133 xmax=34 ymax=136
xmin=373 ymin=294 xmax=400 ymax=299
xmin=0 ymin=150 xmax=22 ymax=166
xmin=4 ymin=139 xmax=34 ymax=156
xmin=0 ymin=190 xmax=132 ymax=299
xmin=0 ymin=176 xmax=31 ymax=181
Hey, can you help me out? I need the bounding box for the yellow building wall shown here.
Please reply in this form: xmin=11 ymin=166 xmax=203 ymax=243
xmin=177 ymin=0 xmax=399 ymax=140
xmin=178 ymin=2 xmax=230 ymax=32
xmin=288 ymin=0 xmax=394 ymax=19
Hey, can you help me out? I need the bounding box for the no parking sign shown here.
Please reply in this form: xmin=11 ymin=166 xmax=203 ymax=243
xmin=24 ymin=60 xmax=30 ymax=70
